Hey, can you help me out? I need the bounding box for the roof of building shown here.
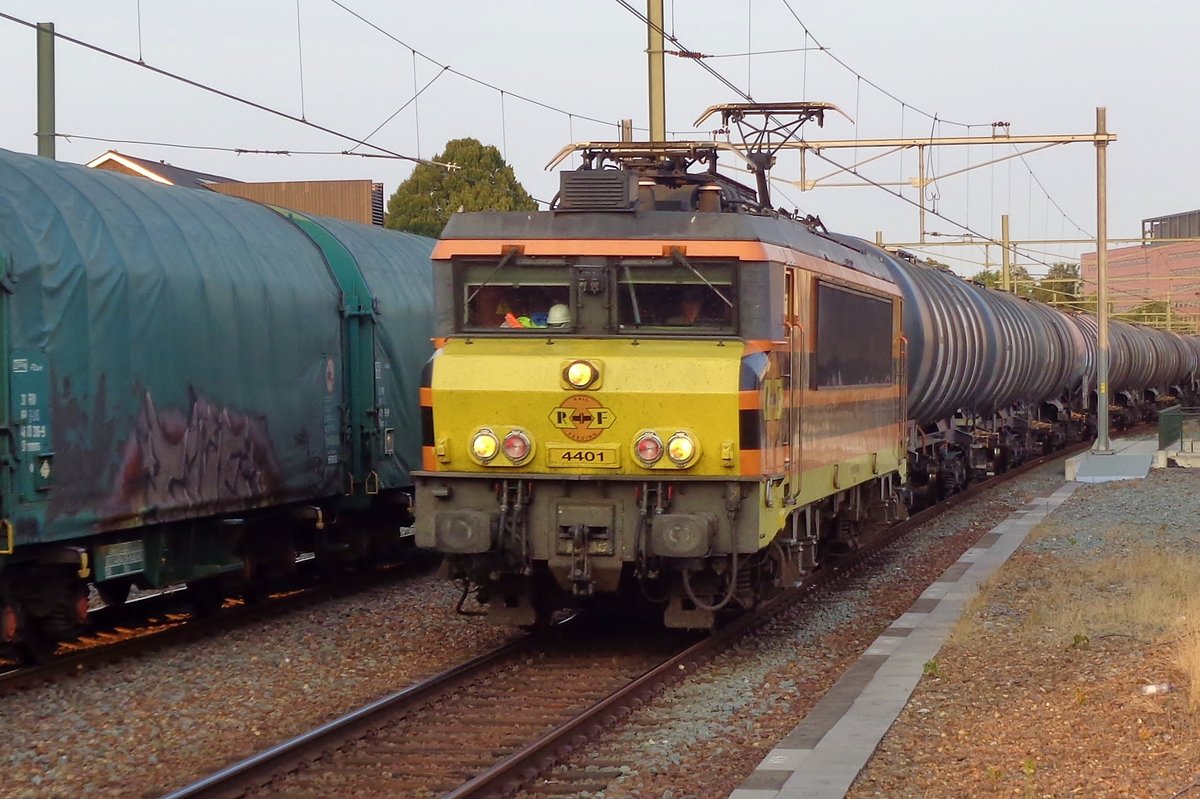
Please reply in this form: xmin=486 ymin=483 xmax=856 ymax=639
xmin=85 ymin=150 xmax=240 ymax=190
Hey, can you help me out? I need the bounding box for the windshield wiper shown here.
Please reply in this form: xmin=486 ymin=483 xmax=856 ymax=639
xmin=464 ymin=249 xmax=518 ymax=306
xmin=669 ymin=247 xmax=733 ymax=308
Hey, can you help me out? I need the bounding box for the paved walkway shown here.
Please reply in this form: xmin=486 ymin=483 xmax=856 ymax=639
xmin=728 ymin=482 xmax=1082 ymax=799
xmin=1066 ymin=435 xmax=1159 ymax=482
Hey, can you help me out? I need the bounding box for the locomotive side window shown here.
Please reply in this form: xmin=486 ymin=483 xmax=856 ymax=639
xmin=615 ymin=261 xmax=735 ymax=332
xmin=458 ymin=262 xmax=572 ymax=331
xmin=813 ymin=282 xmax=893 ymax=388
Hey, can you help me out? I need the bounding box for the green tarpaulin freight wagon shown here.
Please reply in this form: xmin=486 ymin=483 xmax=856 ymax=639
xmin=0 ymin=147 xmax=433 ymax=651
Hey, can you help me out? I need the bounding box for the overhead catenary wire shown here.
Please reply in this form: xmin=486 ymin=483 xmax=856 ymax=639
xmin=52 ymin=133 xmax=443 ymax=161
xmin=673 ymin=45 xmax=823 ymax=59
xmin=609 ymin=0 xmax=1029 ymax=250
xmin=803 ymin=145 xmax=1078 ymax=276
xmin=777 ymin=0 xmax=992 ymax=130
xmin=412 ymin=50 xmax=422 ymax=159
xmin=135 ymin=0 xmax=144 ymax=63
xmin=347 ymin=64 xmax=449 ymax=154
xmin=325 ymin=0 xmax=625 ymax=132
xmin=0 ymin=11 xmax=440 ymax=167
xmin=611 ymin=0 xmax=755 ymax=102
xmin=295 ymin=0 xmax=307 ymax=121
xmin=776 ymin=0 xmax=1089 ymax=247
xmin=1012 ymin=144 xmax=1092 ymax=238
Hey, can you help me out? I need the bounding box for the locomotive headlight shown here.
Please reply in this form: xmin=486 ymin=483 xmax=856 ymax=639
xmin=564 ymin=360 xmax=599 ymax=389
xmin=634 ymin=432 xmax=663 ymax=465
xmin=470 ymin=429 xmax=500 ymax=463
xmin=666 ymin=432 xmax=697 ymax=466
xmin=502 ymin=429 xmax=532 ymax=464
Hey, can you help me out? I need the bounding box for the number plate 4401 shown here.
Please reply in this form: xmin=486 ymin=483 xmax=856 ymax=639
xmin=546 ymin=444 xmax=620 ymax=468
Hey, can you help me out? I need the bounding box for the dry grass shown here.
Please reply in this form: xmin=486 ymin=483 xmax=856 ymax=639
xmin=952 ymin=517 xmax=1200 ymax=708
xmin=945 ymin=573 xmax=999 ymax=648
xmin=1173 ymin=605 xmax=1200 ymax=709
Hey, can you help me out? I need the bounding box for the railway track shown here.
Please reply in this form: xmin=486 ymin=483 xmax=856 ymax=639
xmin=0 ymin=551 xmax=439 ymax=695
xmin=160 ymin=444 xmax=1086 ymax=799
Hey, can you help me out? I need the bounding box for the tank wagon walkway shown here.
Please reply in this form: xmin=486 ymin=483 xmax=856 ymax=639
xmin=728 ymin=437 xmax=1161 ymax=799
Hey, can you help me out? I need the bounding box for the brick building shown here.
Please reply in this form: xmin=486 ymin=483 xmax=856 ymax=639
xmin=1082 ymin=210 xmax=1200 ymax=322
xmin=86 ymin=150 xmax=385 ymax=226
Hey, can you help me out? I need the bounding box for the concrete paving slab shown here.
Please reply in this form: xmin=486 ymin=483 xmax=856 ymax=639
xmin=1065 ymin=435 xmax=1159 ymax=482
xmin=727 ymin=482 xmax=1080 ymax=799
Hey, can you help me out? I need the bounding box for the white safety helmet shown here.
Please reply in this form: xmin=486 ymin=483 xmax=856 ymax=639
xmin=548 ymin=303 xmax=570 ymax=326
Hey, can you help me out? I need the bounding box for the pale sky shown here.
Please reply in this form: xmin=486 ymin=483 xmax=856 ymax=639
xmin=1 ymin=1 xmax=1193 ymax=276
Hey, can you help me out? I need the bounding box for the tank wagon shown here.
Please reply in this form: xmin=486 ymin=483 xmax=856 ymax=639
xmin=413 ymin=133 xmax=1199 ymax=630
xmin=845 ymin=242 xmax=1200 ymax=502
xmin=0 ymin=148 xmax=434 ymax=654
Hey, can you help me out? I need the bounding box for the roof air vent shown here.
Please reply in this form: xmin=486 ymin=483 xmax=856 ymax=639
xmin=558 ymin=170 xmax=638 ymax=212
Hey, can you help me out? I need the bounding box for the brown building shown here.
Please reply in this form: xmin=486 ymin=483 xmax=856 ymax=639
xmin=1082 ymin=210 xmax=1200 ymax=321
xmin=86 ymin=150 xmax=385 ymax=226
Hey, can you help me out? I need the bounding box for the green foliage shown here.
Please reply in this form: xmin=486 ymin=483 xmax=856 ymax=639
xmin=1031 ymin=262 xmax=1081 ymax=305
xmin=968 ymin=265 xmax=1033 ymax=296
xmin=1118 ymin=300 xmax=1169 ymax=325
xmin=969 ymin=268 xmax=999 ymax=288
xmin=922 ymin=658 xmax=940 ymax=678
xmin=385 ymin=138 xmax=537 ymax=238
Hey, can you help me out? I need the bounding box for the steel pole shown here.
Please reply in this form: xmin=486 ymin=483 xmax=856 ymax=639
xmin=646 ymin=0 xmax=665 ymax=141
xmin=36 ymin=22 xmax=55 ymax=159
xmin=918 ymin=145 xmax=926 ymax=243
xmin=1001 ymin=214 xmax=1011 ymax=292
xmin=1094 ymin=107 xmax=1111 ymax=453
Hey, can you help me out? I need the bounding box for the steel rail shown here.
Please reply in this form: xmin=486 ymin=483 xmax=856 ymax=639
xmin=160 ymin=437 xmax=1092 ymax=799
xmin=157 ymin=626 xmax=554 ymax=799
xmin=1 ymin=555 xmax=436 ymax=694
xmin=443 ymin=439 xmax=1091 ymax=798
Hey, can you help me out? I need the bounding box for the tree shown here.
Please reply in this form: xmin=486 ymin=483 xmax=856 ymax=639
xmin=1032 ymin=262 xmax=1081 ymax=307
xmin=1118 ymin=300 xmax=1169 ymax=326
xmin=968 ymin=265 xmax=1033 ymax=296
xmin=385 ymin=138 xmax=537 ymax=237
xmin=968 ymin=268 xmax=999 ymax=288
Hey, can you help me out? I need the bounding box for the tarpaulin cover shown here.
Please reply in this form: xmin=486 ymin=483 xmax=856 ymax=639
xmin=0 ymin=148 xmax=432 ymax=545
xmin=306 ymin=216 xmax=434 ymax=487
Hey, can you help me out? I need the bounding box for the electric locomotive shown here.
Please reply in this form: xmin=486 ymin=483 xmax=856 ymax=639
xmin=416 ymin=105 xmax=1200 ymax=630
xmin=414 ymin=136 xmax=909 ymax=628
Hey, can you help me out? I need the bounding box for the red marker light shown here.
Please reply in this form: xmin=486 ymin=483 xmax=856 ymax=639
xmin=503 ymin=430 xmax=531 ymax=463
xmin=635 ymin=432 xmax=663 ymax=465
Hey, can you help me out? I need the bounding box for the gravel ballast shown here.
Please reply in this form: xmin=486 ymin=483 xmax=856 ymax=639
xmin=2 ymin=574 xmax=520 ymax=799
xmin=10 ymin=459 xmax=1189 ymax=799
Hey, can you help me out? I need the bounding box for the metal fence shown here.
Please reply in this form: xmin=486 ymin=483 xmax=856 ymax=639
xmin=1158 ymin=406 xmax=1200 ymax=451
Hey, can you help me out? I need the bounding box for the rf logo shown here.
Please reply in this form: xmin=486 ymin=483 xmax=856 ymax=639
xmin=549 ymin=395 xmax=616 ymax=442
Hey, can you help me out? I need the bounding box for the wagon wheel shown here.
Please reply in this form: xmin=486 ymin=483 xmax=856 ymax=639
xmin=96 ymin=578 xmax=132 ymax=608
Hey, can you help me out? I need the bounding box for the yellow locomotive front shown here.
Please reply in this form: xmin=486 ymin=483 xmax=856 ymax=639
xmin=415 ymin=150 xmax=907 ymax=628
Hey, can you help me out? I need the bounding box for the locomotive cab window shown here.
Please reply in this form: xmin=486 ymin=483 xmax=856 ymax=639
xmin=615 ymin=261 xmax=736 ymax=333
xmin=458 ymin=261 xmax=572 ymax=331
xmin=813 ymin=282 xmax=893 ymax=388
